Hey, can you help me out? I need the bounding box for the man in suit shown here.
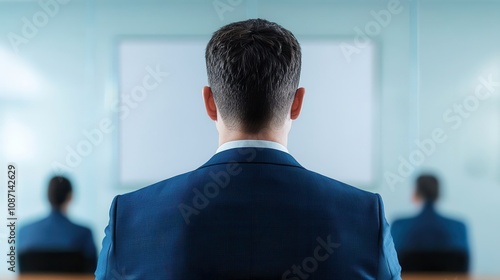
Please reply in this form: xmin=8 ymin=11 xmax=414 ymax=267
xmin=96 ymin=19 xmax=401 ymax=279
xmin=391 ymin=174 xmax=470 ymax=271
xmin=18 ymin=176 xmax=97 ymax=272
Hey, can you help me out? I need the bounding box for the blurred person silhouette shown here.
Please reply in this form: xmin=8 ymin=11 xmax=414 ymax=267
xmin=18 ymin=176 xmax=97 ymax=273
xmin=96 ymin=19 xmax=401 ymax=279
xmin=391 ymin=174 xmax=470 ymax=272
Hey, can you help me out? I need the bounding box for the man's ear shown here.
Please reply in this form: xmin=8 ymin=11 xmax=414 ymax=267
xmin=412 ymin=191 xmax=421 ymax=204
xmin=203 ymin=86 xmax=217 ymax=121
xmin=290 ymin=87 xmax=305 ymax=120
xmin=66 ymin=192 xmax=73 ymax=204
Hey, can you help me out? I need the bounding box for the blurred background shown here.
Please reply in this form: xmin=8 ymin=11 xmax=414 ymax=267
xmin=1 ymin=0 xmax=499 ymax=276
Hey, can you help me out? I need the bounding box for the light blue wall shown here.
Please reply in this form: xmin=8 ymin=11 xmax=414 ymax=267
xmin=0 ymin=0 xmax=499 ymax=275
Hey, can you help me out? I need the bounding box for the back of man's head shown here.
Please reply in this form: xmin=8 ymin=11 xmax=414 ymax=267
xmin=205 ymin=19 xmax=302 ymax=133
xmin=47 ymin=176 xmax=73 ymax=210
xmin=416 ymin=174 xmax=439 ymax=203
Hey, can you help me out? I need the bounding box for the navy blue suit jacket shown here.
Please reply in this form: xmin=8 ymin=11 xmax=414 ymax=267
xmin=96 ymin=148 xmax=401 ymax=279
xmin=391 ymin=203 xmax=469 ymax=254
xmin=18 ymin=210 xmax=97 ymax=263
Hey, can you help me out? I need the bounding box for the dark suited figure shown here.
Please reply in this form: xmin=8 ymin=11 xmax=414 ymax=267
xmin=96 ymin=19 xmax=401 ymax=279
xmin=391 ymin=174 xmax=470 ymax=272
xmin=18 ymin=176 xmax=97 ymax=272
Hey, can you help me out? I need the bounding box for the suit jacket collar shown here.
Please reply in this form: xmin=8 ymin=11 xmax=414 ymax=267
xmin=419 ymin=202 xmax=437 ymax=216
xmin=198 ymin=147 xmax=304 ymax=169
xmin=49 ymin=209 xmax=70 ymax=221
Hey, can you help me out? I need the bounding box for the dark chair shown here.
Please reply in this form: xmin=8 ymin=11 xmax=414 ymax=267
xmin=19 ymin=250 xmax=95 ymax=274
xmin=398 ymin=250 xmax=469 ymax=273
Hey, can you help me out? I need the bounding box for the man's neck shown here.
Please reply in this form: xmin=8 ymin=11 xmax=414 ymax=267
xmin=218 ymin=130 xmax=288 ymax=147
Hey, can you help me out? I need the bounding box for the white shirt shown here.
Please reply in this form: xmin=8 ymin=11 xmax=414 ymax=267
xmin=216 ymin=140 xmax=289 ymax=154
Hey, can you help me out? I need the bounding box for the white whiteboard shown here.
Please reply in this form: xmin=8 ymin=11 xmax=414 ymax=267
xmin=118 ymin=37 xmax=376 ymax=189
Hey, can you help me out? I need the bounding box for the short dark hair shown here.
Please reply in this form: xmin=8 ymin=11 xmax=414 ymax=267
xmin=47 ymin=176 xmax=73 ymax=209
xmin=416 ymin=174 xmax=439 ymax=202
xmin=205 ymin=19 xmax=302 ymax=133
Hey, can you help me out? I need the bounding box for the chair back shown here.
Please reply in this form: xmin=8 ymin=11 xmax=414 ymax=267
xmin=398 ymin=250 xmax=469 ymax=273
xmin=19 ymin=250 xmax=92 ymax=273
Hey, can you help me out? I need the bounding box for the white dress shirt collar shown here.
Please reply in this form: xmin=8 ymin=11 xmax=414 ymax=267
xmin=216 ymin=140 xmax=289 ymax=154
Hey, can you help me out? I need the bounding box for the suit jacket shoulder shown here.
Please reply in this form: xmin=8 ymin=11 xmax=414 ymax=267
xmin=391 ymin=204 xmax=469 ymax=253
